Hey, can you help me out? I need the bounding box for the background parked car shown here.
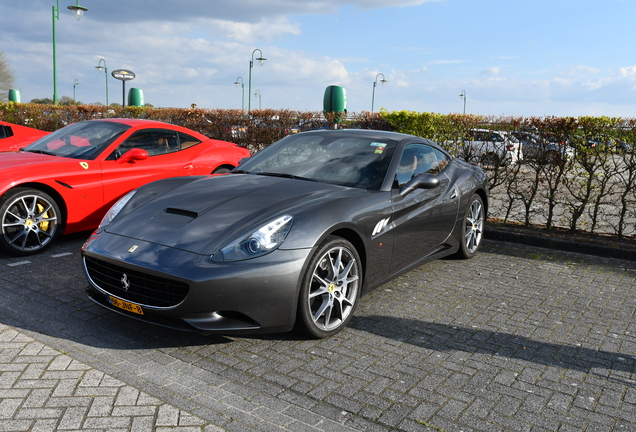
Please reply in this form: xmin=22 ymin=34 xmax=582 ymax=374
xmin=0 ymin=118 xmax=250 ymax=256
xmin=614 ymin=139 xmax=633 ymax=153
xmin=0 ymin=120 xmax=49 ymax=152
xmin=585 ymin=135 xmax=633 ymax=153
xmin=453 ymin=129 xmax=522 ymax=166
xmin=511 ymin=131 xmax=574 ymax=164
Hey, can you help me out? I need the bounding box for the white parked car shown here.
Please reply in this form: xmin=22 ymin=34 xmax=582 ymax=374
xmin=457 ymin=129 xmax=523 ymax=166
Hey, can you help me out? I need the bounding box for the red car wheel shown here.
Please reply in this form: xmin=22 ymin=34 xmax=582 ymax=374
xmin=0 ymin=188 xmax=62 ymax=256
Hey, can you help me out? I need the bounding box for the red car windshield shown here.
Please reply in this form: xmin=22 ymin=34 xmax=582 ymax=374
xmin=24 ymin=121 xmax=131 ymax=160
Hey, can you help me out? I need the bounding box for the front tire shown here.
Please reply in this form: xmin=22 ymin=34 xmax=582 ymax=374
xmin=295 ymin=236 xmax=362 ymax=338
xmin=455 ymin=194 xmax=484 ymax=259
xmin=0 ymin=188 xmax=62 ymax=256
xmin=212 ymin=166 xmax=232 ymax=174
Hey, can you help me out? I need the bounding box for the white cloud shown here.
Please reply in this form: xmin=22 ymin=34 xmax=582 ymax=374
xmin=560 ymin=65 xmax=600 ymax=77
xmin=207 ymin=17 xmax=302 ymax=44
xmin=483 ymin=66 xmax=500 ymax=76
xmin=349 ymin=0 xmax=445 ymax=9
xmin=619 ymin=66 xmax=636 ymax=77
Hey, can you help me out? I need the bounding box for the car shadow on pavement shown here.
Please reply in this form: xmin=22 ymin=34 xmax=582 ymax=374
xmin=349 ymin=315 xmax=636 ymax=384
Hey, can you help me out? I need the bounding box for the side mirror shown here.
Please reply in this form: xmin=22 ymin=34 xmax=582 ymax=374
xmin=116 ymin=148 xmax=149 ymax=164
xmin=237 ymin=157 xmax=250 ymax=166
xmin=399 ymin=173 xmax=439 ymax=197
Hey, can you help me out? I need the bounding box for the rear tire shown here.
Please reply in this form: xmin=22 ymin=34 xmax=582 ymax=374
xmin=480 ymin=153 xmax=500 ymax=168
xmin=455 ymin=194 xmax=484 ymax=259
xmin=295 ymin=236 xmax=362 ymax=338
xmin=0 ymin=188 xmax=62 ymax=256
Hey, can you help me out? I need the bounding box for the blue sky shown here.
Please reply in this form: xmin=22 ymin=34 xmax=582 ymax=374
xmin=1 ymin=0 xmax=635 ymax=117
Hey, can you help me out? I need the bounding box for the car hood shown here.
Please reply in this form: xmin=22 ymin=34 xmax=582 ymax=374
xmin=106 ymin=174 xmax=358 ymax=255
xmin=0 ymin=151 xmax=65 ymax=169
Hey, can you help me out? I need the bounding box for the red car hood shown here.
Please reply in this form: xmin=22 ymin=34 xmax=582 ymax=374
xmin=0 ymin=151 xmax=70 ymax=169
xmin=0 ymin=152 xmax=86 ymax=194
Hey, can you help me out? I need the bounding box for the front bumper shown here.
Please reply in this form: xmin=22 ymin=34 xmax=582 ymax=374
xmin=82 ymin=231 xmax=312 ymax=334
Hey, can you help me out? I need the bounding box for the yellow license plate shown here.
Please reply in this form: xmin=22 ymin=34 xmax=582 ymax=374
xmin=110 ymin=296 xmax=144 ymax=315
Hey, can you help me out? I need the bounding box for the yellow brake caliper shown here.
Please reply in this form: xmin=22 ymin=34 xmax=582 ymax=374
xmin=37 ymin=203 xmax=51 ymax=232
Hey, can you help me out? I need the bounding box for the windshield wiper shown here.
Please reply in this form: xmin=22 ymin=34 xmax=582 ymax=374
xmin=24 ymin=149 xmax=56 ymax=156
xmin=255 ymin=172 xmax=318 ymax=182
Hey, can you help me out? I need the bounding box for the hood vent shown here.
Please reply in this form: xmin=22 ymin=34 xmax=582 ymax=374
xmin=147 ymin=207 xmax=199 ymax=227
xmin=165 ymin=207 xmax=198 ymax=219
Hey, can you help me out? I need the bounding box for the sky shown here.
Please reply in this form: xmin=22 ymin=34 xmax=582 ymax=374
xmin=1 ymin=0 xmax=636 ymax=117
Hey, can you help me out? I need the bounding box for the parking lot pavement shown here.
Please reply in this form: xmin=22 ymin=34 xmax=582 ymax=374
xmin=1 ymin=232 xmax=635 ymax=432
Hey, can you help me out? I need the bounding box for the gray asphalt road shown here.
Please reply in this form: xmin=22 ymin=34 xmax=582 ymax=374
xmin=1 ymin=231 xmax=635 ymax=431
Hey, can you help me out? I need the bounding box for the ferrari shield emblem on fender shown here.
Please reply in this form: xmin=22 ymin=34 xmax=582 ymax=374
xmin=79 ymin=162 xmax=89 ymax=170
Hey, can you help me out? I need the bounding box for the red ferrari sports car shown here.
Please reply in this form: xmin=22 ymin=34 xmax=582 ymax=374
xmin=0 ymin=118 xmax=250 ymax=256
xmin=0 ymin=120 xmax=50 ymax=152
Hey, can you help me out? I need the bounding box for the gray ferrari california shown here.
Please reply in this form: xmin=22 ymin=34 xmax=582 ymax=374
xmin=82 ymin=129 xmax=488 ymax=338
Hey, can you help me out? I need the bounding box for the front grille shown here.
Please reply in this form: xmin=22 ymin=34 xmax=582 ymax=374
xmin=84 ymin=256 xmax=189 ymax=308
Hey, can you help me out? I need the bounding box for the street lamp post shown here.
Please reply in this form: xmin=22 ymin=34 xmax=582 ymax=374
xmin=95 ymin=58 xmax=108 ymax=106
xmin=248 ymin=49 xmax=266 ymax=112
xmin=52 ymin=0 xmax=88 ymax=104
xmin=371 ymin=72 xmax=387 ymax=112
xmin=254 ymin=90 xmax=261 ymax=110
xmin=459 ymin=90 xmax=466 ymax=114
xmin=73 ymin=79 xmax=80 ymax=103
xmin=234 ymin=76 xmax=245 ymax=112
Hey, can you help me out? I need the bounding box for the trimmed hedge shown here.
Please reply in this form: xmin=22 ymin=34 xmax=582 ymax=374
xmin=2 ymin=102 xmax=636 ymax=239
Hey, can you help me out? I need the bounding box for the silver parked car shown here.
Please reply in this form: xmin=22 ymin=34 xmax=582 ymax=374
xmin=452 ymin=129 xmax=523 ymax=166
xmin=511 ymin=131 xmax=574 ymax=164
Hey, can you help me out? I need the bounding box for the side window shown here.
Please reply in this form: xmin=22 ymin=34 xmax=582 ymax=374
xmin=473 ymin=131 xmax=488 ymax=141
xmin=490 ymin=133 xmax=504 ymax=142
xmin=395 ymin=144 xmax=442 ymax=187
xmin=109 ymin=129 xmax=178 ymax=159
xmin=433 ymin=148 xmax=450 ymax=172
xmin=0 ymin=125 xmax=12 ymax=139
xmin=178 ymin=131 xmax=202 ymax=150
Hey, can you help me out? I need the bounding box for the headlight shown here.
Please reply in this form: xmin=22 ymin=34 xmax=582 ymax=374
xmin=98 ymin=190 xmax=136 ymax=230
xmin=213 ymin=214 xmax=293 ymax=262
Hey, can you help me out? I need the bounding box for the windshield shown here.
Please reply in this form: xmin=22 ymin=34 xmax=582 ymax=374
xmin=23 ymin=121 xmax=131 ymax=160
xmin=236 ymin=132 xmax=397 ymax=190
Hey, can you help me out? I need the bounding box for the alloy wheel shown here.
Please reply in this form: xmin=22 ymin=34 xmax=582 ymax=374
xmin=1 ymin=192 xmax=59 ymax=254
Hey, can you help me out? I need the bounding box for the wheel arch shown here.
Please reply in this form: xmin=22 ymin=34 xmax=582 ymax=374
xmin=327 ymin=227 xmax=367 ymax=277
xmin=473 ymin=187 xmax=488 ymax=217
xmin=2 ymin=182 xmax=68 ymax=231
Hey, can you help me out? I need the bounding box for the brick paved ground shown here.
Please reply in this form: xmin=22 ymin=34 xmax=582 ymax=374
xmin=0 ymin=324 xmax=211 ymax=431
xmin=1 ymin=231 xmax=635 ymax=431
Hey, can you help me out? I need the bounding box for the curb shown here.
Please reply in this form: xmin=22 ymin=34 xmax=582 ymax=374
xmin=485 ymin=226 xmax=636 ymax=261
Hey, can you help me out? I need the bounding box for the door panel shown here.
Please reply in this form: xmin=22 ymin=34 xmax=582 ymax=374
xmin=389 ymin=175 xmax=458 ymax=272
xmin=389 ymin=143 xmax=459 ymax=272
